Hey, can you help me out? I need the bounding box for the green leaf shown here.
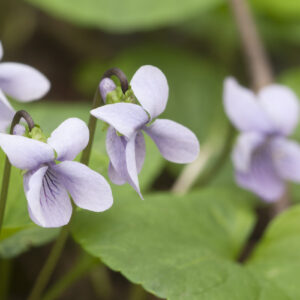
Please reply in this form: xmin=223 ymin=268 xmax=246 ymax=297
xmin=247 ymin=204 xmax=300 ymax=299
xmin=72 ymin=187 xmax=267 ymax=299
xmin=25 ymin=0 xmax=223 ymax=32
xmin=0 ymin=226 xmax=59 ymax=258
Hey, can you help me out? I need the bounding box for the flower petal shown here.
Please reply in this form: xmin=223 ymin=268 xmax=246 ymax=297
xmin=106 ymin=127 xmax=145 ymax=188
xmin=0 ymin=134 xmax=54 ymax=170
xmin=108 ymin=162 xmax=127 ymax=185
xmin=130 ymin=65 xmax=169 ymax=119
xmin=259 ymin=84 xmax=299 ymax=136
xmin=91 ymin=103 xmax=148 ymax=138
xmin=99 ymin=78 xmax=116 ymax=103
xmin=0 ymin=90 xmax=14 ymax=132
xmin=12 ymin=124 xmax=26 ymax=136
xmin=0 ymin=62 xmax=50 ymax=102
xmin=235 ymin=143 xmax=285 ymax=202
xmin=0 ymin=42 xmax=3 ymax=61
xmin=232 ymin=132 xmax=265 ymax=173
xmin=125 ymin=133 xmax=143 ymax=199
xmin=135 ymin=131 xmax=146 ymax=173
xmin=223 ymin=77 xmax=273 ymax=132
xmin=144 ymin=119 xmax=199 ymax=163
xmin=53 ymin=161 xmax=113 ymax=212
xmin=271 ymin=138 xmax=300 ymax=182
xmin=24 ymin=166 xmax=72 ymax=228
xmin=47 ymin=118 xmax=89 ymax=161
xmin=106 ymin=126 xmax=128 ymax=184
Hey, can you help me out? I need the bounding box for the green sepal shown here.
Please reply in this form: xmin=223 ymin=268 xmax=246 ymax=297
xmin=28 ymin=126 xmax=48 ymax=143
xmin=106 ymin=86 xmax=124 ymax=104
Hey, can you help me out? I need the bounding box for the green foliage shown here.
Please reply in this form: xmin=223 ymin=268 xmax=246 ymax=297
xmin=0 ymin=226 xmax=59 ymax=258
xmin=72 ymin=187 xmax=300 ymax=299
xmin=25 ymin=0 xmax=223 ymax=32
xmin=72 ymin=187 xmax=263 ymax=299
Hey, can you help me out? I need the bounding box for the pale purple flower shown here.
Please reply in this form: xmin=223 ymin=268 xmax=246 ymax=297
xmin=0 ymin=41 xmax=50 ymax=132
xmin=91 ymin=65 xmax=200 ymax=198
xmin=0 ymin=118 xmax=113 ymax=227
xmin=224 ymin=77 xmax=300 ymax=202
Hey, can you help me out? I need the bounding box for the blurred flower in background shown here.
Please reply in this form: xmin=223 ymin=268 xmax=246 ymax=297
xmin=224 ymin=77 xmax=300 ymax=201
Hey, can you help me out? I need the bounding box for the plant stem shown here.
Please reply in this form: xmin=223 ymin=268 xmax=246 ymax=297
xmin=80 ymin=88 xmax=102 ymax=165
xmin=27 ymin=226 xmax=69 ymax=300
xmin=0 ymin=157 xmax=12 ymax=233
xmin=0 ymin=110 xmax=35 ymax=233
xmin=228 ymin=0 xmax=273 ymax=91
xmin=81 ymin=67 xmax=129 ymax=165
xmin=42 ymin=254 xmax=98 ymax=300
xmin=28 ymin=68 xmax=128 ymax=300
xmin=27 ymin=85 xmax=102 ymax=300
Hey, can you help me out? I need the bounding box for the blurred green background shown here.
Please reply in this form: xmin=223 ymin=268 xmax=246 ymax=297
xmin=1 ymin=0 xmax=300 ymax=299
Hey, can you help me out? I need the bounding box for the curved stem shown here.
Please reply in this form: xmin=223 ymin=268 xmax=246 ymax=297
xmin=102 ymin=67 xmax=129 ymax=93
xmin=81 ymin=67 xmax=129 ymax=165
xmin=0 ymin=110 xmax=35 ymax=233
xmin=28 ymin=68 xmax=129 ymax=300
xmin=80 ymin=88 xmax=102 ymax=165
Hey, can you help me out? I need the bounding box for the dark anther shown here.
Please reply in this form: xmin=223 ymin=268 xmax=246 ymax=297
xmin=10 ymin=110 xmax=35 ymax=134
xmin=102 ymin=67 xmax=129 ymax=93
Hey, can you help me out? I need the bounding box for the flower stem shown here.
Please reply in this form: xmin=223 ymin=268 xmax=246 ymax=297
xmin=0 ymin=157 xmax=12 ymax=233
xmin=27 ymin=225 xmax=69 ymax=300
xmin=81 ymin=67 xmax=128 ymax=165
xmin=80 ymin=88 xmax=102 ymax=165
xmin=228 ymin=0 xmax=273 ymax=91
xmin=0 ymin=110 xmax=34 ymax=233
xmin=28 ymin=68 xmax=128 ymax=300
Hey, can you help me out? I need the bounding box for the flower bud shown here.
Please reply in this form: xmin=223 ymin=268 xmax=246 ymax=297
xmin=13 ymin=124 xmax=26 ymax=136
xmin=99 ymin=78 xmax=117 ymax=103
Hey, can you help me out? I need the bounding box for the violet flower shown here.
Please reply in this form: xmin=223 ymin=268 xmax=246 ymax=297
xmin=224 ymin=77 xmax=300 ymax=201
xmin=0 ymin=41 xmax=50 ymax=132
xmin=0 ymin=118 xmax=113 ymax=227
xmin=91 ymin=65 xmax=200 ymax=197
